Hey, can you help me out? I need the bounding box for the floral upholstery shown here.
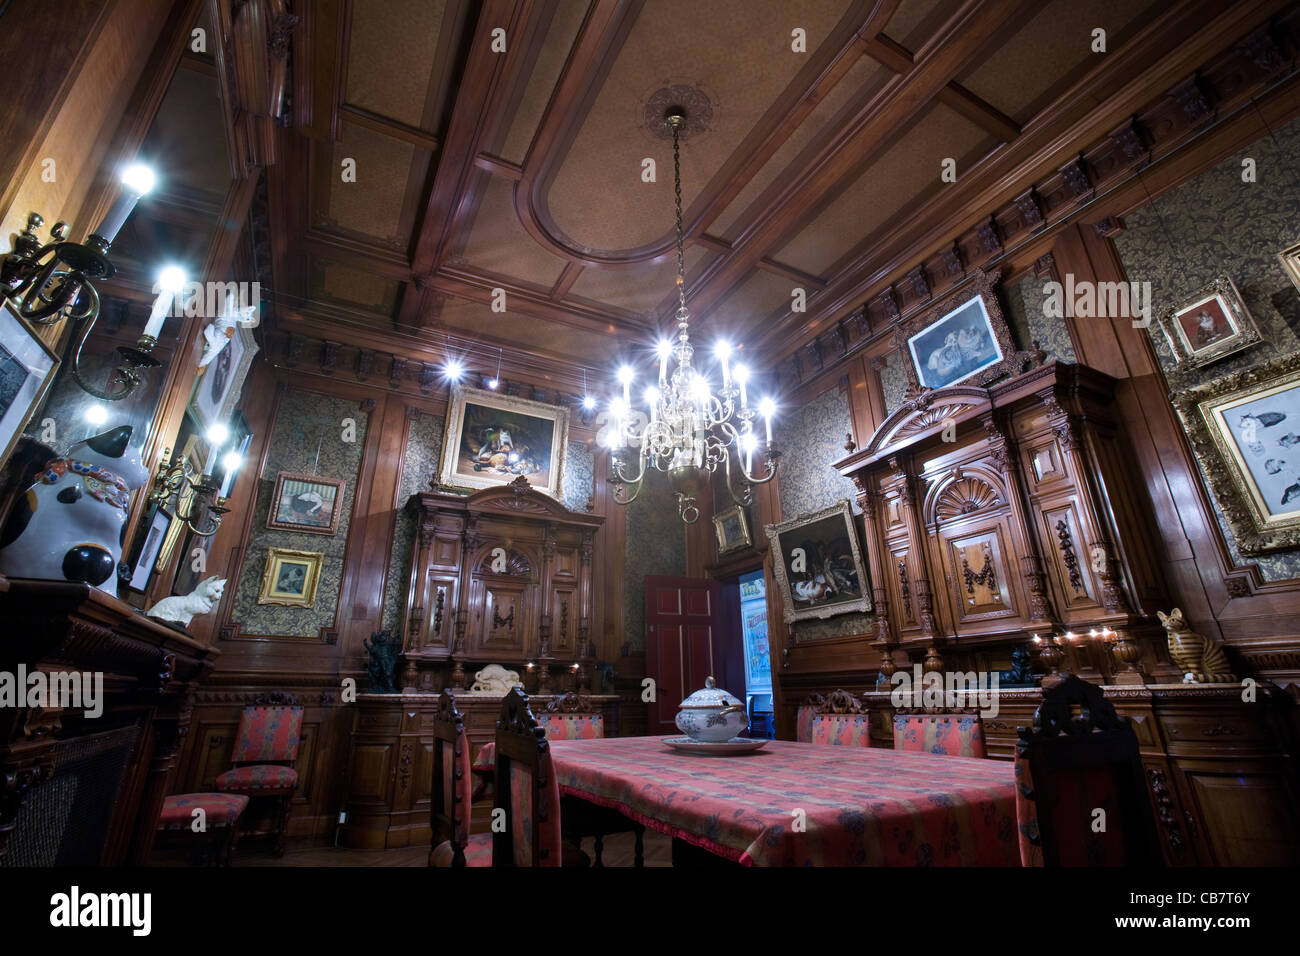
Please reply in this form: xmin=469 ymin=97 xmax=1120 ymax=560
xmin=230 ymin=705 xmax=303 ymax=763
xmin=809 ymin=714 xmax=872 ymax=747
xmin=214 ymin=765 xmax=299 ymax=791
xmin=1014 ymin=751 xmax=1127 ymax=866
xmin=430 ymin=832 xmax=492 ymax=867
xmin=542 ymin=713 xmax=604 ymax=740
xmin=795 ymin=706 xmax=815 ymax=742
xmin=159 ymin=793 xmax=248 ymax=829
xmin=893 ymin=714 xmax=986 ymax=758
xmin=507 ymin=754 xmax=562 ymax=866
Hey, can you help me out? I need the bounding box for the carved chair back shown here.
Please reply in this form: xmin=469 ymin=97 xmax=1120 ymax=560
xmin=542 ymin=691 xmax=604 ymax=740
xmin=797 ymin=689 xmax=872 ymax=747
xmin=430 ymin=690 xmax=473 ymax=865
xmin=493 ymin=687 xmax=562 ymax=866
xmin=1014 ymin=675 xmax=1161 ymax=866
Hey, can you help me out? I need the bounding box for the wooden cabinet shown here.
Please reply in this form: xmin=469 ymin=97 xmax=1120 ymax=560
xmin=836 ymin=362 xmax=1175 ymax=681
xmin=402 ymin=477 xmax=603 ymax=688
xmin=339 ymin=691 xmax=620 ymax=849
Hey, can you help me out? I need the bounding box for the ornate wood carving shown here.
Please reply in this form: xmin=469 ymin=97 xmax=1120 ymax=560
xmin=961 ymin=543 xmax=998 ymax=603
xmin=935 ymin=476 xmax=1002 ymax=520
xmin=897 ymin=558 xmax=911 ymax=617
xmin=1056 ymin=519 xmax=1085 ymax=593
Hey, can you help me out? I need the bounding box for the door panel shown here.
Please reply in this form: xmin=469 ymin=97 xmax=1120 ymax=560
xmin=645 ymin=576 xmax=723 ymax=735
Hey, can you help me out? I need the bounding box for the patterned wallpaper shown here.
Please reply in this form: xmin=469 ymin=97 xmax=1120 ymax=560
xmin=380 ymin=412 xmax=443 ymax=637
xmin=1113 ymin=115 xmax=1300 ymax=581
xmin=879 ymin=350 xmax=909 ymax=416
xmin=231 ymin=388 xmax=369 ymax=636
xmin=1004 ymin=273 xmax=1078 ymax=364
xmin=770 ymin=382 xmax=873 ymax=642
xmin=624 ymin=472 xmax=685 ymax=651
xmin=561 ymin=440 xmax=594 ymax=512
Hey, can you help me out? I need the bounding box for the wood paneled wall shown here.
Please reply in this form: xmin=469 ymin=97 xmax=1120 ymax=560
xmin=172 ymin=355 xmax=631 ymax=842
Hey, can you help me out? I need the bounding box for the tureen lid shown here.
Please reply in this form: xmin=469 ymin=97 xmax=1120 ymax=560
xmin=679 ymin=676 xmax=742 ymax=708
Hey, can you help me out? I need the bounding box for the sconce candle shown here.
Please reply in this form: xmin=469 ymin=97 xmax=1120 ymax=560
xmin=142 ymin=266 xmax=187 ymax=340
xmin=94 ymin=164 xmax=156 ymax=245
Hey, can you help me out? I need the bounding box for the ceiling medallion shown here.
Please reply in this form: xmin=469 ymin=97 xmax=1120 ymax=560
xmin=604 ymin=106 xmax=778 ymax=524
xmin=642 ymin=85 xmax=713 ymax=140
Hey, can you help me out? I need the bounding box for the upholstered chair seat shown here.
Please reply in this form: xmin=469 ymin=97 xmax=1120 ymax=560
xmin=157 ymin=793 xmax=250 ymax=866
xmin=214 ymin=765 xmax=299 ymax=790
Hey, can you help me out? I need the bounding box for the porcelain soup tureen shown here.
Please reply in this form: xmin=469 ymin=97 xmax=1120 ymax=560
xmin=675 ymin=677 xmax=748 ymax=743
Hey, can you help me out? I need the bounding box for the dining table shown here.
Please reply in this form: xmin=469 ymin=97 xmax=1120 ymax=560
xmin=471 ymin=735 xmax=1021 ymax=866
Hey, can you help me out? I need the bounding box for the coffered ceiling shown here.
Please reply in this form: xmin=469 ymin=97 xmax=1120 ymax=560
xmin=228 ymin=0 xmax=1269 ymax=380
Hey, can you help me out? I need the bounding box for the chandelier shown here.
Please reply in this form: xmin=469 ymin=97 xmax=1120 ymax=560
xmin=606 ymin=106 xmax=779 ymax=524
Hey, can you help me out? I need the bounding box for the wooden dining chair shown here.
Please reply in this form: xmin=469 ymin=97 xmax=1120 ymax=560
xmin=892 ymin=710 xmax=986 ymax=757
xmin=1014 ymin=674 xmax=1162 ymax=866
xmin=543 ymin=692 xmax=644 ymax=867
xmin=429 ymin=690 xmax=491 ymax=867
xmin=797 ymin=689 xmax=872 ymax=747
xmin=493 ymin=688 xmax=588 ymax=867
xmin=211 ymin=691 xmax=303 ymax=855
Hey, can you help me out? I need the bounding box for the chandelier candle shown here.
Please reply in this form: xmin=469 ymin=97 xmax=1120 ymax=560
xmin=605 ymin=106 xmax=779 ymax=523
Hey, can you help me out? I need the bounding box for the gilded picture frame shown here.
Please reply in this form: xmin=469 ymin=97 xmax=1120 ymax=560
xmin=267 ymin=471 xmax=346 ymax=535
xmin=1157 ymin=276 xmax=1263 ymax=368
xmin=712 ymin=504 xmax=752 ymax=554
xmin=189 ymin=323 xmax=259 ymax=432
xmin=764 ymin=499 xmax=872 ymax=624
xmin=893 ymin=268 xmax=1022 ymax=392
xmin=257 ymin=547 xmax=323 ymax=608
xmin=1173 ymin=351 xmax=1300 ymax=554
xmin=439 ymin=385 xmax=569 ymax=498
xmin=1279 ymin=240 xmax=1300 ymax=295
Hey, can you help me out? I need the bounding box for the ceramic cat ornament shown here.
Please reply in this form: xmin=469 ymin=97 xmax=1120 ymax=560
xmin=0 ymin=425 xmax=149 ymax=595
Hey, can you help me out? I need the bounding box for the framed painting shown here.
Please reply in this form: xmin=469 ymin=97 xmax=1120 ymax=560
xmin=267 ymin=472 xmax=346 ymax=535
xmin=713 ymin=504 xmax=752 ymax=554
xmin=190 ymin=323 xmax=258 ymax=431
xmin=896 ymin=269 xmax=1019 ymax=391
xmin=0 ymin=301 xmax=59 ymax=474
xmin=1174 ymin=351 xmax=1300 ymax=554
xmin=127 ymin=506 xmax=171 ymax=593
xmin=1157 ymin=276 xmax=1262 ymax=368
xmin=439 ymin=385 xmax=569 ymax=497
xmin=764 ymin=499 xmax=871 ymax=624
xmin=1279 ymin=241 xmax=1300 ymax=295
xmin=257 ymin=547 xmax=323 ymax=608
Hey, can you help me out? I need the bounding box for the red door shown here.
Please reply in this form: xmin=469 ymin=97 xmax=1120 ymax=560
xmin=644 ymin=576 xmax=724 ymax=735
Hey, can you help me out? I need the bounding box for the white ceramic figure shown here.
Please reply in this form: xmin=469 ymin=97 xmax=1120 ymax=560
xmin=675 ymin=676 xmax=748 ymax=743
xmin=197 ymin=305 xmax=255 ymax=368
xmin=469 ymin=664 xmax=523 ymax=694
xmin=0 ymin=425 xmax=149 ymax=595
xmin=147 ymin=576 xmax=227 ymax=627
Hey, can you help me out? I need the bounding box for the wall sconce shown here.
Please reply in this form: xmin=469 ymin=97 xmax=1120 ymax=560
xmin=0 ymin=164 xmax=174 ymax=402
xmin=148 ymin=422 xmax=242 ymax=536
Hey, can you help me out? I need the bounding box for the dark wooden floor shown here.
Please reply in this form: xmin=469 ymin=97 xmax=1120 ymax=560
xmin=214 ymin=828 xmax=674 ymax=867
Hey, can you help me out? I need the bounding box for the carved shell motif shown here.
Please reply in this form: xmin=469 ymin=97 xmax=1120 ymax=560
xmin=934 ymin=477 xmax=1002 ymax=521
xmin=895 ymin=403 xmax=977 ymax=440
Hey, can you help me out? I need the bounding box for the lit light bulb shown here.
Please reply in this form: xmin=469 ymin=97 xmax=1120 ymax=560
xmin=121 ymin=164 xmax=156 ymax=196
xmin=221 ymin=451 xmax=243 ymax=474
xmin=487 ymin=378 xmax=499 ymax=389
xmin=157 ymin=265 xmax=186 ymax=292
xmin=84 ymin=404 xmax=108 ymax=426
xmin=206 ymin=423 xmax=230 ymax=446
xmin=445 ymin=360 xmax=464 ymax=381
xmin=617 ymin=366 xmax=635 ymax=385
xmin=714 ymin=341 xmax=732 ymax=360
xmin=582 ymin=395 xmax=596 ymax=410
xmin=644 ymin=386 xmax=660 ymax=404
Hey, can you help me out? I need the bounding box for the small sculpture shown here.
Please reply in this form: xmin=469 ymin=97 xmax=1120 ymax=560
xmin=362 ymin=630 xmax=402 ymax=693
xmin=197 ymin=305 xmax=256 ymax=368
xmin=0 ymin=425 xmax=149 ymax=595
xmin=469 ymin=663 xmax=523 ymax=694
xmin=594 ymin=660 xmax=617 ymax=693
xmin=1157 ymin=608 xmax=1234 ymax=683
xmin=1007 ymin=644 xmax=1036 ymax=685
xmin=147 ymin=577 xmax=227 ymax=628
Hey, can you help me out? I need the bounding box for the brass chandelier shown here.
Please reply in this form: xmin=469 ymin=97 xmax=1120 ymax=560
xmin=605 ymin=106 xmax=779 ymax=524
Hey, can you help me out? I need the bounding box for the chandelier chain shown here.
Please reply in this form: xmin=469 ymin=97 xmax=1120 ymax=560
xmin=673 ymin=123 xmax=686 ymax=319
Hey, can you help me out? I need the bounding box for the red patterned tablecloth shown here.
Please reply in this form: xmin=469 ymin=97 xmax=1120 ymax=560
xmin=477 ymin=736 xmax=1019 ymax=866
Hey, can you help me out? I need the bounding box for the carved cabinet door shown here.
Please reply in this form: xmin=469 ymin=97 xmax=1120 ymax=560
xmin=467 ymin=576 xmax=533 ymax=659
xmin=933 ymin=518 xmax=1024 ymax=635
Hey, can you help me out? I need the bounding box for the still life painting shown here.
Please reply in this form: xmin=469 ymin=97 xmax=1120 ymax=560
xmin=439 ymin=385 xmax=569 ymax=497
xmin=765 ymin=499 xmax=872 ymax=623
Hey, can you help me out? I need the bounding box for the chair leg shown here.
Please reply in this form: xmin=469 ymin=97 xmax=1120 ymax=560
xmin=274 ymin=795 xmax=292 ymax=857
xmin=634 ymin=824 xmax=644 ymax=868
xmin=593 ymin=833 xmax=604 ymax=867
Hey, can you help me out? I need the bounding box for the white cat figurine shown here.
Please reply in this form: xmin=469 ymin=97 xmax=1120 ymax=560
xmin=148 ymin=576 xmax=227 ymax=627
xmin=0 ymin=424 xmax=148 ymax=594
